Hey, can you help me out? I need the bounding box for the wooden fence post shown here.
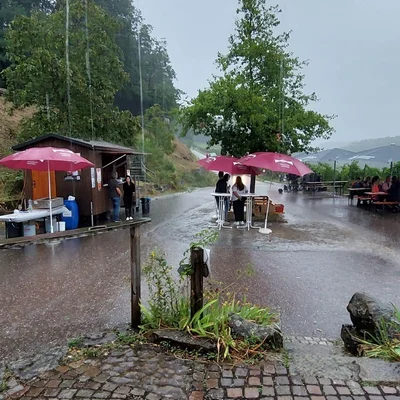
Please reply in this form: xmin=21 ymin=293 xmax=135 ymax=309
xmin=130 ymin=225 xmax=141 ymax=328
xmin=190 ymin=247 xmax=204 ymax=318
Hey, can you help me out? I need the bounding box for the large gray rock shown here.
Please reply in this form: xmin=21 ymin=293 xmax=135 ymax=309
xmin=9 ymin=346 xmax=67 ymax=380
xmin=152 ymin=330 xmax=216 ymax=352
xmin=228 ymin=313 xmax=283 ymax=349
xmin=347 ymin=292 xmax=399 ymax=337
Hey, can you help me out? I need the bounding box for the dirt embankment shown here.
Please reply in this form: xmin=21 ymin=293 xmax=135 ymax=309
xmin=0 ymin=95 xmax=34 ymax=157
xmin=167 ymin=138 xmax=199 ymax=172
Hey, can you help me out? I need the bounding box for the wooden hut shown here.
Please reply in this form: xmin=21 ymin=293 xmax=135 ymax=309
xmin=13 ymin=134 xmax=144 ymax=222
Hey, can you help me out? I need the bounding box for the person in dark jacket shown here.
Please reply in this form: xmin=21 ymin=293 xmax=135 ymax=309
xmin=123 ymin=176 xmax=136 ymax=220
xmin=108 ymin=171 xmax=122 ymax=222
xmin=215 ymin=172 xmax=230 ymax=219
xmin=388 ymin=176 xmax=400 ymax=202
xmin=215 ymin=171 xmax=224 ymax=205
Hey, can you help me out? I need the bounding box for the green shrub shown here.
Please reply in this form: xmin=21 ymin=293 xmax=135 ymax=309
xmin=140 ymin=229 xmax=279 ymax=361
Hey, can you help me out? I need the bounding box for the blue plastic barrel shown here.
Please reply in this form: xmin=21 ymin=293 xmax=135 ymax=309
xmin=62 ymin=199 xmax=79 ymax=230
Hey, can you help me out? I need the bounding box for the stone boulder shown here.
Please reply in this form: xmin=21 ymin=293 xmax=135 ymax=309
xmin=228 ymin=313 xmax=283 ymax=349
xmin=347 ymin=292 xmax=399 ymax=337
xmin=341 ymin=324 xmax=362 ymax=356
xmin=9 ymin=346 xmax=68 ymax=380
xmin=152 ymin=330 xmax=216 ymax=352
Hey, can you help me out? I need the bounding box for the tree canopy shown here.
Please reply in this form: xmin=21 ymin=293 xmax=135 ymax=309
xmin=181 ymin=0 xmax=335 ymax=158
xmin=0 ymin=0 xmax=180 ymax=115
xmin=0 ymin=0 xmax=53 ymax=87
xmin=2 ymin=0 xmax=140 ymax=145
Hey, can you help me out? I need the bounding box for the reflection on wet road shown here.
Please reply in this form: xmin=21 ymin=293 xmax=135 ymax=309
xmin=1 ymin=184 xmax=400 ymax=360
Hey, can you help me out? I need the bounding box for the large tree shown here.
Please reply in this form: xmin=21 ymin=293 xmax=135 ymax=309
xmin=1 ymin=0 xmax=180 ymax=116
xmin=0 ymin=0 xmax=54 ymax=87
xmin=181 ymin=0 xmax=334 ymax=158
xmin=2 ymin=0 xmax=139 ymax=145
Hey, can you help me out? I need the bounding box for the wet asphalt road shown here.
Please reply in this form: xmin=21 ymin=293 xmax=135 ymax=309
xmin=1 ymin=183 xmax=400 ymax=360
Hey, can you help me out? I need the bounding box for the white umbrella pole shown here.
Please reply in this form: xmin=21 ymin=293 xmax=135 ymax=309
xmin=48 ymin=161 xmax=54 ymax=234
xmin=259 ymin=197 xmax=272 ymax=235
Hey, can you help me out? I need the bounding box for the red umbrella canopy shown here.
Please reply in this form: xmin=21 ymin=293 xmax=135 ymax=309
xmin=198 ymin=155 xmax=259 ymax=175
xmin=198 ymin=156 xmax=259 ymax=175
xmin=239 ymin=152 xmax=313 ymax=177
xmin=0 ymin=147 xmax=94 ymax=171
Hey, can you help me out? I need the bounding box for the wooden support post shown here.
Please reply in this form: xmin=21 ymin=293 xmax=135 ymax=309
xmin=250 ymin=175 xmax=256 ymax=194
xmin=130 ymin=225 xmax=141 ymax=328
xmin=190 ymin=247 xmax=204 ymax=318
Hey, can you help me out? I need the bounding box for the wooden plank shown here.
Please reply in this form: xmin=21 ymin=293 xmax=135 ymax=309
xmin=130 ymin=225 xmax=141 ymax=328
xmin=0 ymin=218 xmax=151 ymax=249
xmin=190 ymin=247 xmax=204 ymax=318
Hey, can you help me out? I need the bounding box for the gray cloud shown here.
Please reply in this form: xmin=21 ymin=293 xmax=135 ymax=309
xmin=139 ymin=0 xmax=400 ymax=144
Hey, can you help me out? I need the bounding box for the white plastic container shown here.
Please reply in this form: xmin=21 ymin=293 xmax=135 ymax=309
xmin=58 ymin=221 xmax=66 ymax=232
xmin=23 ymin=223 xmax=36 ymax=237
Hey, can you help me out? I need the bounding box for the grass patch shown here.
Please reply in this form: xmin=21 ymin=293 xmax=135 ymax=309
xmin=356 ymin=308 xmax=400 ymax=362
xmin=67 ymin=337 xmax=84 ymax=348
xmin=116 ymin=332 xmax=143 ymax=345
xmin=0 ymin=380 xmax=8 ymax=393
xmin=178 ymin=169 xmax=216 ymax=189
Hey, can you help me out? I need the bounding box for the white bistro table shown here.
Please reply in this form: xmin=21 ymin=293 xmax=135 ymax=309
xmin=211 ymin=193 xmax=232 ymax=230
xmin=237 ymin=194 xmax=269 ymax=231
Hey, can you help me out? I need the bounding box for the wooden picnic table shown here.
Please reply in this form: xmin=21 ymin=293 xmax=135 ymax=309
xmin=347 ymin=187 xmax=368 ymax=205
xmin=303 ymin=181 xmax=348 ymax=196
xmin=356 ymin=192 xmax=399 ymax=212
xmin=348 ymin=187 xmax=367 ymax=192
xmin=364 ymin=192 xmax=387 ymax=196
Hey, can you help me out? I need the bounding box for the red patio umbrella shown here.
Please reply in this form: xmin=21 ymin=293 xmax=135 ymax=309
xmin=198 ymin=155 xmax=259 ymax=175
xmin=239 ymin=152 xmax=313 ymax=176
xmin=239 ymin=152 xmax=313 ymax=235
xmin=0 ymin=147 xmax=94 ymax=233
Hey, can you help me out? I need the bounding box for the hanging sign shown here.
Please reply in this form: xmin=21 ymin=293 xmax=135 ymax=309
xmin=91 ymin=168 xmax=95 ymax=189
xmin=96 ymin=168 xmax=102 ymax=191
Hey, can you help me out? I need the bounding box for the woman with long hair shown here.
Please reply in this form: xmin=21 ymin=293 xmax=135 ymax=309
xmin=123 ymin=175 xmax=136 ymax=220
xmin=232 ymin=176 xmax=248 ymax=225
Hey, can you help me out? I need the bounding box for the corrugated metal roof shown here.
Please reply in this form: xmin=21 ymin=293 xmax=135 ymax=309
xmin=13 ymin=133 xmax=143 ymax=155
xmin=349 ymin=144 xmax=400 ymax=163
xmin=295 ymin=148 xmax=356 ymax=163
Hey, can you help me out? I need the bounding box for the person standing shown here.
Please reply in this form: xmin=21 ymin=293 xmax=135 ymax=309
xmin=215 ymin=171 xmax=224 ymax=206
xmin=381 ymin=176 xmax=391 ymax=193
xmin=123 ymin=176 xmax=136 ymax=220
xmin=232 ymin=176 xmax=248 ymax=225
xmin=108 ymin=172 xmax=122 ymax=222
xmin=215 ymin=171 xmax=227 ymax=221
xmin=223 ymin=173 xmax=231 ymax=219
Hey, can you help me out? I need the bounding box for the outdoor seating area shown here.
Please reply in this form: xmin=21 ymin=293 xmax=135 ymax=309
xmin=204 ymin=152 xmax=309 ymax=234
xmin=302 ymin=180 xmax=348 ymax=196
xmin=346 ymin=177 xmax=400 ymax=213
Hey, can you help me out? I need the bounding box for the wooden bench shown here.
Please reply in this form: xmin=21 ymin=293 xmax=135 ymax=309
xmin=345 ymin=193 xmax=360 ymax=205
xmin=357 ymin=196 xmax=372 ymax=207
xmin=372 ymin=201 xmax=400 ymax=213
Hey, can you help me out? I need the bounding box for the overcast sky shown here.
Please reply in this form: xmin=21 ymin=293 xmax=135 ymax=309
xmin=138 ymin=0 xmax=400 ymax=146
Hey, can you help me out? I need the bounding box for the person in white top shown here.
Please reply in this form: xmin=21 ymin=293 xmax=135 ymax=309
xmin=231 ymin=176 xmax=248 ymax=225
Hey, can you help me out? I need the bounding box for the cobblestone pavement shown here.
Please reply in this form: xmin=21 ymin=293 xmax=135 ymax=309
xmin=2 ymin=342 xmax=400 ymax=400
